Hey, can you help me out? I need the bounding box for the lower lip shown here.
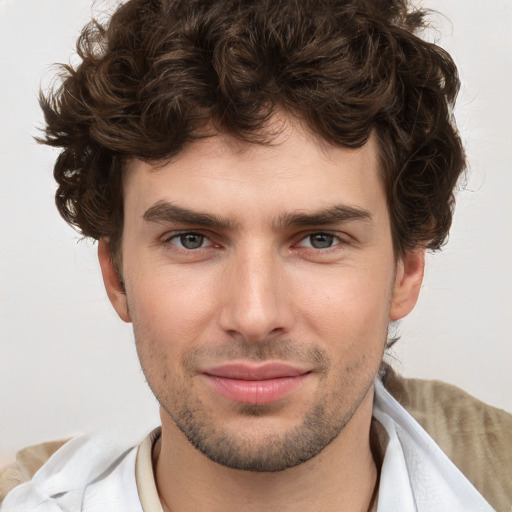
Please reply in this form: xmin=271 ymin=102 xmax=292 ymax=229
xmin=204 ymin=374 xmax=310 ymax=405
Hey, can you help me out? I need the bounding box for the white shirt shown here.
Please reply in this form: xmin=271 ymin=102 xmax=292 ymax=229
xmin=1 ymin=380 xmax=495 ymax=511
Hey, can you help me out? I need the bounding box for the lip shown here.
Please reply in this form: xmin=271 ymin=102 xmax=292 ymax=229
xmin=201 ymin=362 xmax=312 ymax=405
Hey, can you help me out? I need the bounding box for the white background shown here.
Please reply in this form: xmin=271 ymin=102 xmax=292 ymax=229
xmin=0 ymin=0 xmax=511 ymax=465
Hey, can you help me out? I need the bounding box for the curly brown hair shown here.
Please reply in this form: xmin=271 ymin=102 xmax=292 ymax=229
xmin=39 ymin=0 xmax=465 ymax=260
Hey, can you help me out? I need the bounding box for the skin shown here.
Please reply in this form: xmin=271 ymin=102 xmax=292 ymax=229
xmin=99 ymin=116 xmax=424 ymax=511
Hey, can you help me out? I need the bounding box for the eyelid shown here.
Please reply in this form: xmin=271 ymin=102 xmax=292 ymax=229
xmin=299 ymin=231 xmax=341 ymax=244
xmin=161 ymin=228 xmax=212 ymax=240
xmin=296 ymin=229 xmax=348 ymax=243
xmin=158 ymin=229 xmax=352 ymax=252
xmin=161 ymin=230 xmax=216 ymax=250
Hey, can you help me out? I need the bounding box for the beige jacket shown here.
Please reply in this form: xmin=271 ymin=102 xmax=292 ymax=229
xmin=1 ymin=371 xmax=511 ymax=511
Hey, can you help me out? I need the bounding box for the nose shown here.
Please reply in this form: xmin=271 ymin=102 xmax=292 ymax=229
xmin=218 ymin=246 xmax=292 ymax=343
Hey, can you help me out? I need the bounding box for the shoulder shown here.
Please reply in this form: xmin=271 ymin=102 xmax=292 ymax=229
xmin=0 ymin=439 xmax=69 ymax=502
xmin=0 ymin=432 xmax=141 ymax=511
xmin=382 ymin=367 xmax=512 ymax=512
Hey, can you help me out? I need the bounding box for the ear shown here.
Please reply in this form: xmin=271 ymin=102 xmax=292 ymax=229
xmin=389 ymin=249 xmax=425 ymax=321
xmin=98 ymin=238 xmax=131 ymax=323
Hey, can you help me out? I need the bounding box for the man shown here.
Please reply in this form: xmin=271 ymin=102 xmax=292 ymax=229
xmin=1 ymin=0 xmax=511 ymax=510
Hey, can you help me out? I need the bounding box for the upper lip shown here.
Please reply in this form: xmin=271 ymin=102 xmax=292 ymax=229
xmin=202 ymin=362 xmax=311 ymax=380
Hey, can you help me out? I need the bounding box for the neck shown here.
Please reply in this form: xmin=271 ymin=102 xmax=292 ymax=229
xmin=155 ymin=388 xmax=378 ymax=512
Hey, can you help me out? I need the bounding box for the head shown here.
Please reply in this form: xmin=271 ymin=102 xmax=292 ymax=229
xmin=43 ymin=0 xmax=465 ymax=264
xmin=40 ymin=0 xmax=465 ymax=471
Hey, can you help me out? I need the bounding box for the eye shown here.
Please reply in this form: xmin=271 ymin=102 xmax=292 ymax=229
xmin=298 ymin=232 xmax=339 ymax=249
xmin=168 ymin=232 xmax=212 ymax=250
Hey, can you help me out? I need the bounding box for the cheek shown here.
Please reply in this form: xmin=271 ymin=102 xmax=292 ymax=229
xmin=296 ymin=265 xmax=394 ymax=342
xmin=126 ymin=277 xmax=201 ymax=396
xmin=125 ymin=267 xmax=219 ymax=356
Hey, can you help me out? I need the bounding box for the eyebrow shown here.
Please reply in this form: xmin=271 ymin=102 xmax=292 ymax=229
xmin=143 ymin=201 xmax=372 ymax=230
xmin=143 ymin=201 xmax=239 ymax=230
xmin=276 ymin=205 xmax=373 ymax=228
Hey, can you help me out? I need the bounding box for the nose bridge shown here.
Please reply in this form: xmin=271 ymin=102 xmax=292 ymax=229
xmin=219 ymin=241 xmax=289 ymax=342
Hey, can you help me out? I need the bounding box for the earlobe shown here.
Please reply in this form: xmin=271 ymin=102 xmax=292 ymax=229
xmin=389 ymin=249 xmax=425 ymax=322
xmin=98 ymin=238 xmax=131 ymax=323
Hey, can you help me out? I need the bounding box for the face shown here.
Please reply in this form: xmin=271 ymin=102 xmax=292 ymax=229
xmin=100 ymin=118 xmax=423 ymax=472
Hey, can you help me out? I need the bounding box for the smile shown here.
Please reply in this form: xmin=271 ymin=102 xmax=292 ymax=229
xmin=201 ymin=363 xmax=312 ymax=405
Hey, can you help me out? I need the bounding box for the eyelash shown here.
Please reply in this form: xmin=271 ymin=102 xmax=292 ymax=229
xmin=162 ymin=231 xmax=214 ymax=251
xmin=160 ymin=230 xmax=348 ymax=254
xmin=296 ymin=232 xmax=343 ymax=250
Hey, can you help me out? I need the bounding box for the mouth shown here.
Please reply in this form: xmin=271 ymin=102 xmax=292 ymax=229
xmin=201 ymin=362 xmax=312 ymax=405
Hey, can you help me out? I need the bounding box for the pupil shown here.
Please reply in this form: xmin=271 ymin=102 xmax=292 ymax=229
xmin=311 ymin=233 xmax=333 ymax=249
xmin=181 ymin=234 xmax=203 ymax=249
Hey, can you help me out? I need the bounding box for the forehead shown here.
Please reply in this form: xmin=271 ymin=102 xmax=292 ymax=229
xmin=122 ymin=119 xmax=386 ymax=224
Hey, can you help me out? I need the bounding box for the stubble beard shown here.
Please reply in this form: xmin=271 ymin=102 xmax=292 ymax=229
xmin=138 ymin=339 xmax=380 ymax=473
xmin=162 ymin=387 xmax=371 ymax=472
